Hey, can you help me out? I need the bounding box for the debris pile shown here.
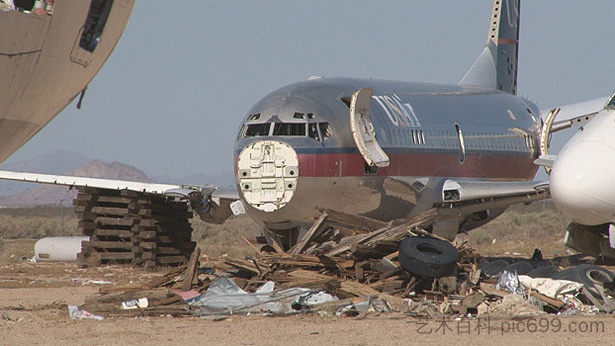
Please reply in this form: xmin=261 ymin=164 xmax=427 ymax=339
xmin=76 ymin=209 xmax=615 ymax=319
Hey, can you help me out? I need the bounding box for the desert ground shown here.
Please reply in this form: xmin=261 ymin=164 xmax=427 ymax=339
xmin=0 ymin=204 xmax=614 ymax=345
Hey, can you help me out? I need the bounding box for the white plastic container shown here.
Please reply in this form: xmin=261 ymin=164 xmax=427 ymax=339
xmin=34 ymin=236 xmax=90 ymax=262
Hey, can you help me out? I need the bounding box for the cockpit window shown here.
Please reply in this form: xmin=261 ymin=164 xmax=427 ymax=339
xmin=606 ymin=90 xmax=615 ymax=110
xmin=308 ymin=123 xmax=319 ymax=140
xmin=247 ymin=113 xmax=261 ymax=120
xmin=244 ymin=123 xmax=271 ymax=137
xmin=319 ymin=122 xmax=331 ymax=141
xmin=273 ymin=123 xmax=306 ymax=136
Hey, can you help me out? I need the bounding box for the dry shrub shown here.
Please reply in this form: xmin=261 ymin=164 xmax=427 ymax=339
xmin=467 ymin=201 xmax=569 ymax=257
xmin=0 ymin=206 xmax=79 ymax=239
xmin=191 ymin=214 xmax=261 ymax=257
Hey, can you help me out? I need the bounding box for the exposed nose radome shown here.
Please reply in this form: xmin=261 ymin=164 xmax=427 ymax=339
xmin=237 ymin=140 xmax=299 ymax=212
xmin=550 ymin=140 xmax=615 ymax=225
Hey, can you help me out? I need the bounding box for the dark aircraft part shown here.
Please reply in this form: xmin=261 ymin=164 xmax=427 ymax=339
xmin=195 ymin=198 xmax=234 ymax=224
xmin=398 ymin=236 xmax=458 ymax=278
xmin=564 ymin=223 xmax=615 ymax=260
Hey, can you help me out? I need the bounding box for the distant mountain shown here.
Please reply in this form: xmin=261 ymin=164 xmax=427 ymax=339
xmin=0 ymin=149 xmax=89 ymax=196
xmin=0 ymin=149 xmax=88 ymax=174
xmin=0 ymin=160 xmax=152 ymax=206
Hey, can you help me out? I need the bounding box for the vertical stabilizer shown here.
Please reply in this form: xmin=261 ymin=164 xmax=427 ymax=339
xmin=460 ymin=0 xmax=520 ymax=94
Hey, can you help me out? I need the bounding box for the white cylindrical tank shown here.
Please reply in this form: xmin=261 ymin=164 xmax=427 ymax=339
xmin=34 ymin=236 xmax=89 ymax=262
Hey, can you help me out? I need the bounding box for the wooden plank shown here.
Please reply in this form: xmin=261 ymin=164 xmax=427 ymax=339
xmin=241 ymin=235 xmax=262 ymax=255
xmin=94 ymin=229 xmax=133 ymax=238
xmin=156 ymin=247 xmax=182 ymax=255
xmin=91 ymin=206 xmax=130 ymax=216
xmin=320 ymin=208 xmax=388 ymax=231
xmin=157 ymin=256 xmax=188 ymax=264
xmin=290 ymin=212 xmax=328 ymax=255
xmin=98 ymin=252 xmax=134 ymax=260
xmin=479 ymin=283 xmax=509 ymax=297
xmin=86 ymin=240 xmax=133 ymax=250
xmin=182 ymin=248 xmax=201 ymax=291
xmin=363 ymin=208 xmax=438 ymax=246
xmin=530 ymin=291 xmax=565 ymax=310
xmin=95 ymin=217 xmax=135 ymax=227
xmin=270 ymin=237 xmax=286 ymax=254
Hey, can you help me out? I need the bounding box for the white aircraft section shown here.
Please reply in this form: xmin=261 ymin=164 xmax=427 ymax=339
xmin=549 ymin=109 xmax=615 ymax=225
xmin=237 ymin=140 xmax=298 ymax=212
xmin=540 ymin=97 xmax=607 ymax=122
xmin=0 ymin=170 xmax=182 ymax=195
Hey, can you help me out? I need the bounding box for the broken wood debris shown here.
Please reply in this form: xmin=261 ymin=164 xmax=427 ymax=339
xmin=77 ymin=208 xmax=598 ymax=319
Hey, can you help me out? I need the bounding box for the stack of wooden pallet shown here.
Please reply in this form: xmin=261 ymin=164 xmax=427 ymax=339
xmin=74 ymin=187 xmax=195 ymax=268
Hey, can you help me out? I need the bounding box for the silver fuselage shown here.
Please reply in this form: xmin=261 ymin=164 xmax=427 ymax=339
xmin=233 ymin=78 xmax=540 ymax=232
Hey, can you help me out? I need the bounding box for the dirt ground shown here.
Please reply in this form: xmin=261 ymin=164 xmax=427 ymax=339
xmin=0 ymin=262 xmax=613 ymax=345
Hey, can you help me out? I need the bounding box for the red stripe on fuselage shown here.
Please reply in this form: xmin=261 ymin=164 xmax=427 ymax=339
xmin=296 ymin=152 xmax=536 ymax=179
xmin=233 ymin=152 xmax=537 ymax=179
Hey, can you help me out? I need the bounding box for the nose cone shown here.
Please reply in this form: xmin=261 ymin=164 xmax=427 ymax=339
xmin=550 ymin=139 xmax=615 ymax=225
xmin=236 ymin=140 xmax=299 ymax=212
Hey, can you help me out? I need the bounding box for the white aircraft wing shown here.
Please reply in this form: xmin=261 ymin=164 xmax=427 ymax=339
xmin=540 ymin=97 xmax=608 ymax=133
xmin=0 ymin=170 xmax=242 ymax=223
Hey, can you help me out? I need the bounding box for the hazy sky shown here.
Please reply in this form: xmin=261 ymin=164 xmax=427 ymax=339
xmin=5 ymin=1 xmax=615 ymax=180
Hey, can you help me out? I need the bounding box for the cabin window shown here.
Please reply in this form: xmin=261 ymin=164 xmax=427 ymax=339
xmin=273 ymin=123 xmax=306 ymax=136
xmin=79 ymin=0 xmax=114 ymax=52
xmin=244 ymin=123 xmax=271 ymax=137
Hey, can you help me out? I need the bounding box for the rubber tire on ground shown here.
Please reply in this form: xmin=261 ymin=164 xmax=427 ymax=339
xmin=398 ymin=236 xmax=458 ymax=278
xmin=526 ymin=265 xmax=559 ymax=279
xmin=554 ymin=264 xmax=615 ymax=287
xmin=502 ymin=261 xmax=534 ymax=276
xmin=481 ymin=259 xmax=509 ymax=277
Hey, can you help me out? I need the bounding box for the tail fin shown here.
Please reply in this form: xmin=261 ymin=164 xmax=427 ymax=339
xmin=460 ymin=0 xmax=520 ymax=94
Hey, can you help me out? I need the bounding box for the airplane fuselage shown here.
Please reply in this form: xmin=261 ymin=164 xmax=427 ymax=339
xmin=233 ymin=77 xmax=540 ymax=235
xmin=550 ymin=108 xmax=615 ymax=225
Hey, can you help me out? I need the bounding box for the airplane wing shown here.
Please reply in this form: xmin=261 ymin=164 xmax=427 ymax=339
xmin=538 ymin=94 xmax=613 ymax=168
xmin=540 ymin=97 xmax=608 ymax=134
xmin=440 ymin=179 xmax=548 ymax=203
xmin=0 ymin=170 xmax=243 ymax=223
xmin=429 ymin=179 xmax=549 ymax=240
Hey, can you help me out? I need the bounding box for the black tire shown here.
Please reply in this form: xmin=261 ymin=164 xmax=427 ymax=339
xmin=399 ymin=236 xmax=458 ymax=278
xmin=526 ymin=265 xmax=559 ymax=279
xmin=554 ymin=264 xmax=615 ymax=288
xmin=502 ymin=261 xmax=534 ymax=275
xmin=481 ymin=259 xmax=509 ymax=277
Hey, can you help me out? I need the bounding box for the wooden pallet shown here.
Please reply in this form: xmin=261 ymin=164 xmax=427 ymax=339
xmin=75 ymin=187 xmax=195 ymax=268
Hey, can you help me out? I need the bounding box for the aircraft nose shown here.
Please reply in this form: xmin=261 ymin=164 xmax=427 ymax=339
xmin=236 ymin=140 xmax=299 ymax=212
xmin=550 ymin=139 xmax=615 ymax=225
